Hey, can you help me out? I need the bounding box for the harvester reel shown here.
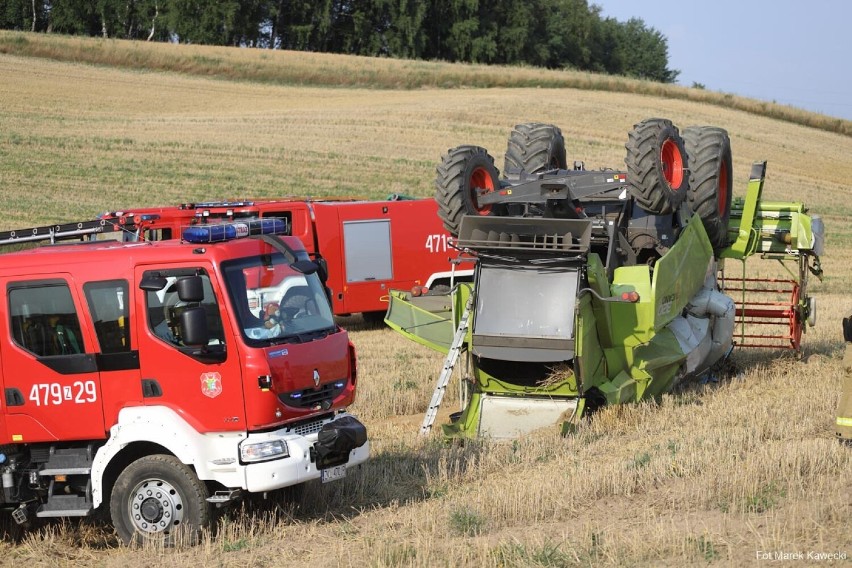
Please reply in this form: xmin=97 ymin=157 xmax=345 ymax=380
xmin=503 ymin=123 xmax=568 ymax=179
xmin=625 ymin=118 xmax=689 ymax=215
xmin=435 ymin=145 xmax=501 ymax=236
xmin=682 ymin=126 xmax=733 ymax=250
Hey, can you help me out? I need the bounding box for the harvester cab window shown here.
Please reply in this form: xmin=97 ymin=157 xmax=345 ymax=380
xmin=83 ymin=280 xmax=130 ymax=353
xmin=143 ymin=269 xmax=225 ymax=349
xmin=472 ymin=265 xmax=579 ymax=362
xmin=9 ymin=281 xmax=85 ymax=357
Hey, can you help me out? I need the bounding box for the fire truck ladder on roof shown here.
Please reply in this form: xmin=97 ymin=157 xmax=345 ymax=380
xmin=420 ymin=295 xmax=473 ymax=436
xmin=0 ymin=219 xmax=119 ymax=247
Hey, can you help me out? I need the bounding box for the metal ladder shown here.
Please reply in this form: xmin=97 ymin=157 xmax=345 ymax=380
xmin=420 ymin=295 xmax=473 ymax=435
xmin=0 ymin=219 xmax=119 ymax=247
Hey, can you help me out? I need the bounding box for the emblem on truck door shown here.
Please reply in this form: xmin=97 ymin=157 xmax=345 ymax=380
xmin=313 ymin=369 xmax=321 ymax=387
xmin=201 ymin=372 xmax=223 ymax=398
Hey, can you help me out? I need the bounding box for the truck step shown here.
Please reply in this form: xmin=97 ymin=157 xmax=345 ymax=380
xmin=40 ymin=446 xmax=95 ymax=476
xmin=207 ymin=489 xmax=243 ymax=505
xmin=36 ymin=495 xmax=93 ymax=517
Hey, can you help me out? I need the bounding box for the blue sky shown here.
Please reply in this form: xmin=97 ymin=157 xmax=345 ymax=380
xmin=594 ymin=0 xmax=852 ymax=121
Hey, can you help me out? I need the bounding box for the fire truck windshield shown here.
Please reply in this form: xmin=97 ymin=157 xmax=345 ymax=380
xmin=222 ymin=253 xmax=335 ymax=345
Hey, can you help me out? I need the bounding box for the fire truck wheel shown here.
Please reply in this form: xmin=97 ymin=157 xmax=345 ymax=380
xmin=361 ymin=310 xmax=386 ymax=326
xmin=435 ymin=145 xmax=501 ymax=236
xmin=110 ymin=454 xmax=211 ymax=546
xmin=681 ymin=126 xmax=733 ymax=250
xmin=503 ymin=123 xmax=568 ymax=179
xmin=625 ymin=118 xmax=689 ymax=215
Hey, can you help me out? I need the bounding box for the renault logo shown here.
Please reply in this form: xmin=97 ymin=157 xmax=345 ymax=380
xmin=313 ymin=369 xmax=321 ymax=387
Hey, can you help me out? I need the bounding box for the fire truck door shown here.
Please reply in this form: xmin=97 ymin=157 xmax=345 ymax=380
xmin=81 ymin=280 xmax=141 ymax=431
xmin=134 ymin=266 xmax=246 ymax=433
xmin=1 ymin=276 xmax=106 ymax=443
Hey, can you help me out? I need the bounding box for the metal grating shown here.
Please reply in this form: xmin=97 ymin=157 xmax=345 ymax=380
xmin=721 ymin=276 xmax=802 ymax=350
xmin=285 ymin=416 xmax=330 ymax=437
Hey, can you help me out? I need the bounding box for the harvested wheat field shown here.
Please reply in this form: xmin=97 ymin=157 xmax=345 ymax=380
xmin=0 ymin=37 xmax=851 ymax=567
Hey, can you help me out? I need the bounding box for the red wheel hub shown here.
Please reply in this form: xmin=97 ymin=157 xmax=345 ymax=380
xmin=470 ymin=166 xmax=495 ymax=214
xmin=660 ymin=138 xmax=684 ymax=189
xmin=717 ymin=160 xmax=729 ymax=216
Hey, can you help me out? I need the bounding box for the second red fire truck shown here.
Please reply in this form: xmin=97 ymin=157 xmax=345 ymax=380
xmin=99 ymin=197 xmax=464 ymax=321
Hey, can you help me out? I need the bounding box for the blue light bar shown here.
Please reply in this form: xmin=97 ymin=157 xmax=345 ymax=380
xmin=182 ymin=218 xmax=288 ymax=244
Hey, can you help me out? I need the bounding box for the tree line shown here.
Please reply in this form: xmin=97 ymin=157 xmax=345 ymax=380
xmin=0 ymin=0 xmax=679 ymax=83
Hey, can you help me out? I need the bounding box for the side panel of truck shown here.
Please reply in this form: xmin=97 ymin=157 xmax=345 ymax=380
xmin=312 ymin=200 xmax=454 ymax=315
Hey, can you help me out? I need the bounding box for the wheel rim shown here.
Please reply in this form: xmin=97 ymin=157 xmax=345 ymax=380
xmin=717 ymin=159 xmax=729 ymax=216
xmin=659 ymin=138 xmax=684 ymax=189
xmin=127 ymin=478 xmax=184 ymax=535
xmin=469 ymin=166 xmax=495 ymax=214
xmin=789 ymin=284 xmax=802 ymax=350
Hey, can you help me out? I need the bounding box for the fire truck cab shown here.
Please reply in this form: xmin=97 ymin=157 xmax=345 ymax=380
xmin=0 ymin=220 xmax=368 ymax=544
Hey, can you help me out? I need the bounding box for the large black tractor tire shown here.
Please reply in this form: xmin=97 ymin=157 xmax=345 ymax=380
xmin=625 ymin=118 xmax=689 ymax=215
xmin=681 ymin=126 xmax=733 ymax=250
xmin=435 ymin=145 xmax=501 ymax=236
xmin=110 ymin=454 xmax=211 ymax=546
xmin=503 ymin=123 xmax=568 ymax=179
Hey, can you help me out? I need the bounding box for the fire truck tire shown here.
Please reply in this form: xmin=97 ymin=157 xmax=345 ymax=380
xmin=361 ymin=310 xmax=386 ymax=326
xmin=504 ymin=123 xmax=568 ymax=178
xmin=681 ymin=126 xmax=733 ymax=250
xmin=110 ymin=454 xmax=211 ymax=546
xmin=435 ymin=145 xmax=501 ymax=236
xmin=625 ymin=118 xmax=689 ymax=215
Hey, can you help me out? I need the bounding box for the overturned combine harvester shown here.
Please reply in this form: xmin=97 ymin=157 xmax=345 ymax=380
xmin=385 ymin=119 xmax=824 ymax=439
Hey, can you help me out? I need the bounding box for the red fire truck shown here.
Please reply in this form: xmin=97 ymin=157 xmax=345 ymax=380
xmin=0 ymin=218 xmax=368 ymax=545
xmin=99 ymin=197 xmax=465 ymax=321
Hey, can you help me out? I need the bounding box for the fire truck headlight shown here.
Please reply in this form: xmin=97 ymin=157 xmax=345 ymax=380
xmin=239 ymin=439 xmax=289 ymax=463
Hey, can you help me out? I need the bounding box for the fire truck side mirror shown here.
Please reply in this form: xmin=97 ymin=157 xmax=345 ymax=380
xmin=139 ymin=275 xmax=168 ymax=291
xmin=291 ymin=259 xmax=328 ymax=284
xmin=177 ymin=276 xmax=205 ymax=303
xmin=180 ymin=306 xmax=209 ymax=348
xmin=315 ymin=258 xmax=329 ymax=284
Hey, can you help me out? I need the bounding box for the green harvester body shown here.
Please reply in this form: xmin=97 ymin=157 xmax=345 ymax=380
xmin=386 ymin=162 xmax=823 ymax=438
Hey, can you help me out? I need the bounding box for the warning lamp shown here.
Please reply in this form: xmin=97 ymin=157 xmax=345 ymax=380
xmin=411 ymin=285 xmax=424 ymax=297
xmin=182 ymin=218 xmax=288 ymax=244
xmin=620 ymin=291 xmax=640 ymax=303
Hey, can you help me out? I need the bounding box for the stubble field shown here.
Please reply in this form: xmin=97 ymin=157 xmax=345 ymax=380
xmin=0 ymin=43 xmax=851 ymax=567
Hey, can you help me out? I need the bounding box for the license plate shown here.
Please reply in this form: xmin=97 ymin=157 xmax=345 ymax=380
xmin=321 ymin=464 xmax=346 ymax=483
